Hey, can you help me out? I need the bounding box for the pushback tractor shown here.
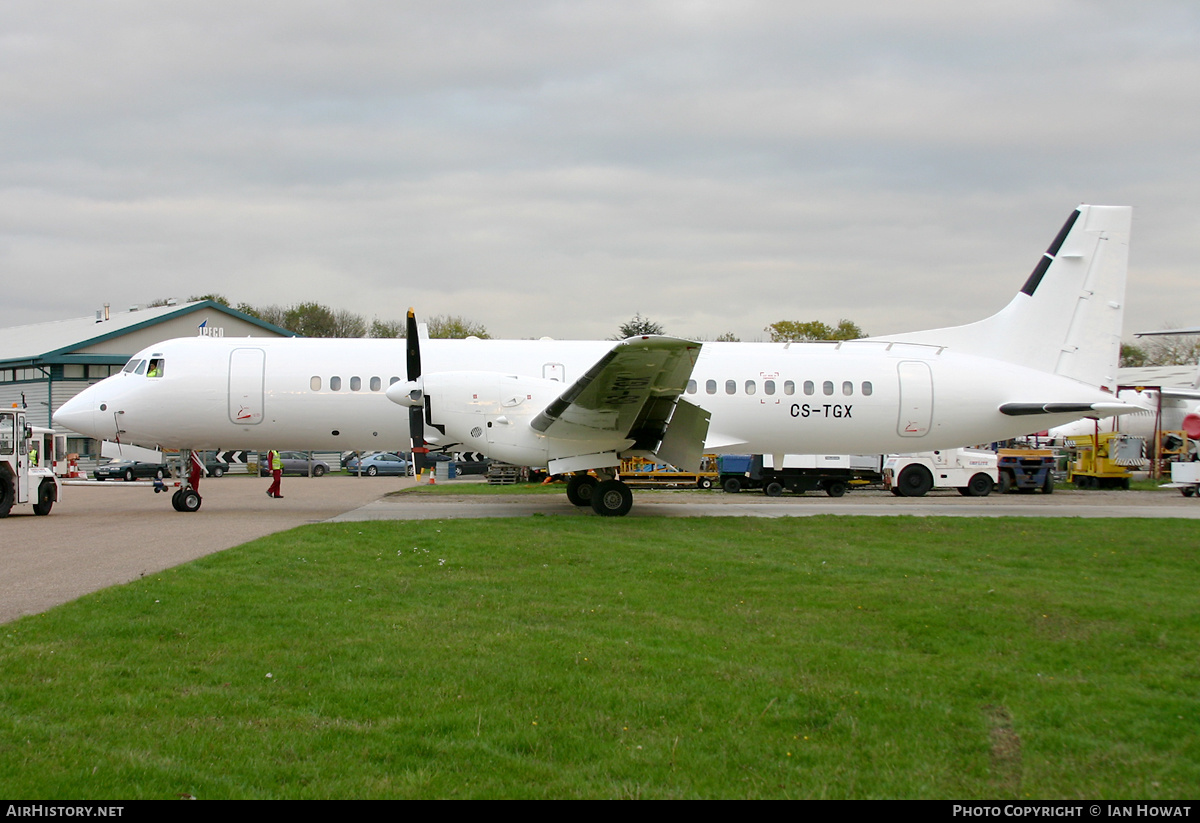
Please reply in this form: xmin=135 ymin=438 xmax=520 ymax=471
xmin=0 ymin=407 xmax=63 ymax=517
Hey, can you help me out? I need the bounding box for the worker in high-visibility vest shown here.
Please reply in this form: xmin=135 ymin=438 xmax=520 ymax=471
xmin=266 ymin=449 xmax=283 ymax=498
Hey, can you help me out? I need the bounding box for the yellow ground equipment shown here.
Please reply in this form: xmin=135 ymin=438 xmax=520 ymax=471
xmin=1066 ymin=432 xmax=1145 ymax=490
xmin=619 ymin=455 xmax=719 ymax=489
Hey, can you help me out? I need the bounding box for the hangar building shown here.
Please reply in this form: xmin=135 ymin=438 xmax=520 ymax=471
xmin=0 ymin=301 xmax=294 ymax=456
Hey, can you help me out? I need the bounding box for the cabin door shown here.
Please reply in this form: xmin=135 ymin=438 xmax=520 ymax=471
xmin=228 ymin=348 xmax=265 ymax=425
xmin=896 ymin=361 xmax=932 ymax=438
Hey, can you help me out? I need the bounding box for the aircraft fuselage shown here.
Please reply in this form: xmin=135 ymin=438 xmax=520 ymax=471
xmin=55 ymin=334 xmax=1115 ymax=463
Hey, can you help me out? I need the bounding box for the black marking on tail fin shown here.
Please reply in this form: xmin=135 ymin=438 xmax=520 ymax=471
xmin=1020 ymin=208 xmax=1081 ymax=296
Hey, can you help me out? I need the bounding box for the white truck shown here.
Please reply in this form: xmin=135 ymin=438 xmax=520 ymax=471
xmin=1164 ymin=461 xmax=1200 ymax=498
xmin=883 ymin=448 xmax=998 ymax=497
xmin=0 ymin=407 xmax=64 ymax=517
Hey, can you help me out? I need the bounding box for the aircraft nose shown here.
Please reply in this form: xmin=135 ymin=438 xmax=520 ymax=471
xmin=54 ymin=393 xmax=97 ymax=438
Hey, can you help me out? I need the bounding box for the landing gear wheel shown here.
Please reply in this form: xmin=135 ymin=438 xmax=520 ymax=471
xmin=722 ymin=477 xmax=743 ymax=494
xmin=590 ymin=480 xmax=633 ymax=517
xmin=895 ymin=465 xmax=933 ymax=497
xmin=963 ymin=473 xmax=993 ymax=497
xmin=0 ymin=469 xmax=13 ymax=518
xmin=764 ymin=481 xmax=784 ymax=497
xmin=697 ymin=477 xmax=713 ymax=490
xmin=825 ymin=481 xmax=847 ymax=498
xmin=566 ymin=474 xmax=598 ymax=507
xmin=171 ymin=490 xmax=184 ymax=511
xmin=179 ymin=489 xmax=202 ymax=512
xmin=32 ymin=481 xmax=55 ymax=516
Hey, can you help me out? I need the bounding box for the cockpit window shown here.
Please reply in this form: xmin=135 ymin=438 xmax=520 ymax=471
xmin=123 ymin=359 xmax=143 ymax=374
xmin=135 ymin=361 xmax=148 ymax=375
xmin=147 ymin=359 xmax=164 ymax=378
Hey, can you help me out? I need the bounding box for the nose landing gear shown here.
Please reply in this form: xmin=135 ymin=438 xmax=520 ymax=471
xmin=168 ymin=450 xmax=204 ymax=512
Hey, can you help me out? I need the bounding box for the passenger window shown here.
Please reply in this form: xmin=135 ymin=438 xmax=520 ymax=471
xmin=843 ymin=381 xmax=853 ymax=396
xmin=350 ymin=376 xmax=362 ymax=391
xmin=804 ymin=380 xmax=815 ymax=396
xmin=725 ymin=380 xmax=736 ymax=395
xmin=823 ymin=381 xmax=834 ymax=396
xmin=764 ymin=380 xmax=775 ymax=395
xmin=745 ymin=380 xmax=756 ymax=395
xmin=706 ymin=379 xmax=717 ymax=395
xmin=389 ymin=376 xmax=400 ymax=385
xmin=862 ymin=381 xmax=873 ymax=396
xmin=310 ymin=376 xmax=322 ymax=391
xmin=784 ymin=380 xmax=795 ymax=395
xmin=686 ymin=379 xmax=697 ymax=394
xmin=330 ymin=376 xmax=342 ymax=391
xmin=370 ymin=376 xmax=382 ymax=392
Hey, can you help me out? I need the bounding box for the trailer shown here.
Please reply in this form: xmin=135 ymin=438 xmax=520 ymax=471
xmin=620 ymin=455 xmax=720 ymax=489
xmin=883 ymin=448 xmax=998 ymax=497
xmin=719 ymin=453 xmax=883 ymax=497
xmin=1 ymin=407 xmax=63 ymax=517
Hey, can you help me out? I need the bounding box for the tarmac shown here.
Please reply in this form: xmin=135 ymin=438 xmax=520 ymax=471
xmin=2 ymin=473 xmax=1197 ymax=624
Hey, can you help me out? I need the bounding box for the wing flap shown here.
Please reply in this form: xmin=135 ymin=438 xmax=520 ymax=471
xmin=532 ymin=336 xmax=702 ymax=437
xmin=531 ymin=336 xmax=706 ymax=460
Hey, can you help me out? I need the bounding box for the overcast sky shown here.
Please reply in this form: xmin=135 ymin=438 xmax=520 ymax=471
xmin=4 ymin=1 xmax=1199 ymax=341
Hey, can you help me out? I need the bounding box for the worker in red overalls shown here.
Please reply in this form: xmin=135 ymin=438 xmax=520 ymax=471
xmin=266 ymin=449 xmax=283 ymax=498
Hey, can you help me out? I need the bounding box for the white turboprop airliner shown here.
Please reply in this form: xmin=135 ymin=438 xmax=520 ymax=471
xmin=55 ymin=204 xmax=1138 ymax=516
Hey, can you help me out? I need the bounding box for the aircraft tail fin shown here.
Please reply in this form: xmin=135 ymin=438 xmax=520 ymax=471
xmin=869 ymin=205 xmax=1132 ymax=391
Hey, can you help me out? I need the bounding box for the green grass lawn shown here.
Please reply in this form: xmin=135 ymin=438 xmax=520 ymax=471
xmin=2 ymin=516 xmax=1197 ymax=799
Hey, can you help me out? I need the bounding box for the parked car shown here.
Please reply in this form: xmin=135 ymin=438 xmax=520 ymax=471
xmin=454 ymin=457 xmax=493 ymax=476
xmin=205 ymin=457 xmax=230 ymax=477
xmin=258 ymin=451 xmax=331 ymax=477
xmin=94 ymin=460 xmax=168 ymax=482
xmin=346 ymin=452 xmax=410 ymax=476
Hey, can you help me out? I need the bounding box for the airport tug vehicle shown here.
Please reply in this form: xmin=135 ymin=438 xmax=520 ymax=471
xmin=0 ymin=407 xmax=63 ymax=517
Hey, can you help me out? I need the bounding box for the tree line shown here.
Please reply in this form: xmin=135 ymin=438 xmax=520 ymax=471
xmin=183 ymin=295 xmax=489 ymax=339
xmin=177 ymin=297 xmax=1198 ymax=364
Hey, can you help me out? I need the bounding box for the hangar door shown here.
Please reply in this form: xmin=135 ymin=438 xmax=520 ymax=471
xmin=896 ymin=360 xmax=932 ymax=438
xmin=228 ymin=348 xmax=265 ymax=425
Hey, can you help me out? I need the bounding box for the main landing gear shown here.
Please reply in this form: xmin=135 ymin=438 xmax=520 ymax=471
xmin=566 ymin=471 xmax=634 ymax=517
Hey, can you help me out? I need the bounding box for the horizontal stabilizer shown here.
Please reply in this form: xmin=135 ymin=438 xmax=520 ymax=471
xmin=1000 ymin=402 xmax=1140 ymax=417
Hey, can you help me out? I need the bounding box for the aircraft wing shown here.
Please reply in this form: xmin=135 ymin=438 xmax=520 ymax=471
xmin=531 ymin=336 xmax=706 ymax=459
